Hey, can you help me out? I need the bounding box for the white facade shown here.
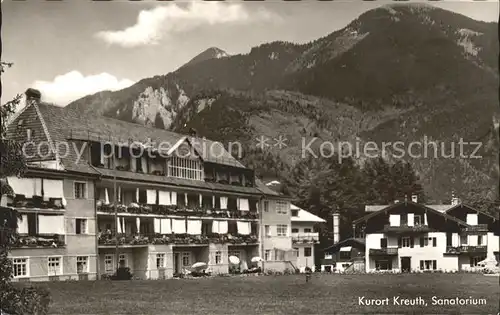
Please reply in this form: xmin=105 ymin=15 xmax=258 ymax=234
xmin=291 ymin=205 xmax=325 ymax=272
xmin=360 ymin=202 xmax=499 ymax=273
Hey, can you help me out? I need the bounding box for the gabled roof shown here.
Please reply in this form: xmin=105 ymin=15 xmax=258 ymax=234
xmin=5 ymin=99 xmax=270 ymax=195
xmin=366 ymin=204 xmax=452 ymax=213
xmin=323 ymin=238 xmax=365 ymax=253
xmin=445 ymin=203 xmax=499 ymax=221
xmin=354 ymin=201 xmax=470 ymax=227
xmin=6 ymin=100 xmax=249 ymax=171
xmin=291 ymin=204 xmax=326 ymax=223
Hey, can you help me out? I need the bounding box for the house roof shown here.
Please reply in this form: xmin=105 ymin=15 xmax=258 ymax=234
xmin=365 ymin=204 xmax=452 ymax=213
xmin=445 ymin=203 xmax=499 ymax=221
xmin=354 ymin=201 xmax=470 ymax=227
xmin=323 ymin=238 xmax=366 ymax=253
xmin=5 ymin=98 xmax=267 ymax=195
xmin=291 ymin=204 xmax=326 ymax=223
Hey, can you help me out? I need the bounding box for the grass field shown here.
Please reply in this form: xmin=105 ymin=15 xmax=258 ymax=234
xmin=32 ymin=273 xmax=499 ymax=314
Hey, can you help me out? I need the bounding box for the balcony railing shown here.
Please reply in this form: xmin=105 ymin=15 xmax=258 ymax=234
xmin=97 ymin=203 xmax=258 ymax=220
xmin=461 ymin=224 xmax=488 ymax=233
xmin=8 ymin=195 xmax=65 ymax=211
xmin=369 ymin=248 xmax=398 ymax=256
xmin=12 ymin=234 xmax=66 ymax=248
xmin=445 ymin=246 xmax=487 ymax=254
xmin=97 ymin=232 xmax=258 ymax=246
xmin=292 ymin=232 xmax=320 ymax=244
xmin=383 ymin=224 xmax=432 ymax=234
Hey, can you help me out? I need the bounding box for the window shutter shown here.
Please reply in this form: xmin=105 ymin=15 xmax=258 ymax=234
xmin=397 ymin=237 xmax=402 ymax=248
xmin=469 ymin=257 xmax=473 ymax=267
xmin=419 ymin=260 xmax=424 ymax=270
xmin=410 ymin=238 xmax=414 ymax=248
xmin=419 ymin=237 xmax=424 ymax=247
xmin=432 ymin=237 xmax=437 ymax=247
xmin=432 ymin=260 xmax=437 ymax=270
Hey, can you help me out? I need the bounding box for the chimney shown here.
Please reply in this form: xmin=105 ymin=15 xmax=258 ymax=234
xmin=25 ymin=88 xmax=41 ymax=101
xmin=451 ymin=191 xmax=460 ymax=206
xmin=332 ymin=212 xmax=340 ymax=244
xmin=411 ymin=194 xmax=418 ymax=203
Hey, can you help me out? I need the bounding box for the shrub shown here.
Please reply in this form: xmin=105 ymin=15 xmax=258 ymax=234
xmin=112 ymin=267 xmax=133 ymax=280
xmin=0 ymin=286 xmax=51 ymax=315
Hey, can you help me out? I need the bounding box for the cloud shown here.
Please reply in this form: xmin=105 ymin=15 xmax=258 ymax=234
xmin=32 ymin=71 xmax=135 ymax=105
xmin=95 ymin=2 xmax=277 ymax=47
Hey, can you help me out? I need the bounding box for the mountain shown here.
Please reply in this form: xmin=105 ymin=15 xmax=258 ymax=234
xmin=64 ymin=3 xmax=499 ymax=203
xmin=181 ymin=47 xmax=230 ymax=69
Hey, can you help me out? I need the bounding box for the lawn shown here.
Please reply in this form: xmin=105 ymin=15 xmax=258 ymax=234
xmin=30 ymin=273 xmax=499 ymax=314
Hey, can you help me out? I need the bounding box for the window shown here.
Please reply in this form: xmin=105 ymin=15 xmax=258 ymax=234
xmin=471 ymin=256 xmax=486 ymax=267
xmin=277 ymin=225 xmax=288 ymax=237
xmin=76 ymin=219 xmax=88 ymax=234
xmin=291 ymin=210 xmax=298 ymax=217
xmin=304 ymin=247 xmax=312 ymax=257
xmin=168 ymin=157 xmax=203 ymax=181
xmin=156 ymin=253 xmax=165 ymax=269
xmin=77 ymin=256 xmax=88 ymax=274
xmin=215 ymin=251 xmax=222 ymax=264
xmin=26 ymin=128 xmax=32 ymax=140
xmin=119 ymin=254 xmax=127 ymax=267
xmin=375 ymin=260 xmax=391 ymax=271
xmin=264 ymin=250 xmax=271 ymax=261
xmin=74 ymin=182 xmax=87 ymax=199
xmin=460 ymin=234 xmax=467 ymax=245
xmin=181 ymin=252 xmax=190 ymax=267
xmin=263 ymin=200 xmax=269 ymax=212
xmin=291 ymin=228 xmax=299 ymax=233
xmin=340 ymin=251 xmax=350 ymax=260
xmin=304 ymin=228 xmax=312 ymax=233
xmin=400 ymin=213 xmax=408 ymax=225
xmin=276 ymin=201 xmax=288 ymax=214
xmin=48 ymin=257 xmax=62 ymax=276
xmin=264 ymin=225 xmax=271 ymax=237
xmin=293 ymin=248 xmax=299 ymax=257
xmin=380 ymin=238 xmax=388 ymax=248
xmin=12 ymin=258 xmax=28 ymax=278
xmin=400 ymin=237 xmax=412 ymax=248
xmin=420 ymin=260 xmax=437 ymax=270
xmin=414 ymin=215 xmax=422 ymax=225
xmin=104 ymin=255 xmax=114 ymax=273
xmin=420 ymin=237 xmax=436 ymax=247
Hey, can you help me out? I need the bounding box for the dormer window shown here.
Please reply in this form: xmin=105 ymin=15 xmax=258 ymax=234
xmin=168 ymin=157 xmax=203 ymax=180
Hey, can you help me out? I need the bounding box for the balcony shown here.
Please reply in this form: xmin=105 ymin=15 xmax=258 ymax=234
xmin=383 ymin=224 xmax=432 ymax=234
xmin=445 ymin=246 xmax=487 ymax=255
xmin=461 ymin=224 xmax=488 ymax=233
xmin=97 ymin=232 xmax=258 ymax=247
xmin=12 ymin=234 xmax=66 ymax=249
xmin=292 ymin=232 xmax=320 ymax=244
xmin=97 ymin=203 xmax=259 ymax=220
xmin=8 ymin=196 xmax=65 ymax=212
xmin=369 ymin=248 xmax=398 ymax=256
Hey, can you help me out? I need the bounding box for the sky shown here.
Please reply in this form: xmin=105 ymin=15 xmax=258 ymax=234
xmin=2 ymin=0 xmax=498 ymax=107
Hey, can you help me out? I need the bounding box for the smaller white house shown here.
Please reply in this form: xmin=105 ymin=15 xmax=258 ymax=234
xmin=291 ymin=204 xmax=326 ymax=272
